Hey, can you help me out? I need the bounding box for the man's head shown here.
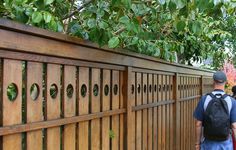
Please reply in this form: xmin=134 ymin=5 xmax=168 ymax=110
xmin=213 ymin=71 xmax=227 ymax=88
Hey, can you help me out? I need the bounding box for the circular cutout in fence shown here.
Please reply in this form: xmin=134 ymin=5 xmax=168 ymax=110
xmin=81 ymin=84 xmax=87 ymax=97
xmin=154 ymin=85 xmax=157 ymax=92
xmin=149 ymin=85 xmax=152 ymax=93
xmin=93 ymin=84 xmax=99 ymax=96
xmin=50 ymin=84 xmax=58 ymax=99
xmin=114 ymin=84 xmax=118 ymax=95
xmin=158 ymin=85 xmax=161 ymax=91
xmin=66 ymin=84 xmax=74 ymax=99
xmin=7 ymin=83 xmax=18 ymax=102
xmin=144 ymin=84 xmax=147 ymax=93
xmin=138 ymin=84 xmax=141 ymax=93
xmin=131 ymin=84 xmax=134 ymax=94
xmin=30 ymin=83 xmax=40 ymax=100
xmin=104 ymin=85 xmax=109 ymax=96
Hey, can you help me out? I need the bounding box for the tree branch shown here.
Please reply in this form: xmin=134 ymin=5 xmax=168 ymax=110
xmin=62 ymin=0 xmax=93 ymax=20
xmin=114 ymin=27 xmax=126 ymax=35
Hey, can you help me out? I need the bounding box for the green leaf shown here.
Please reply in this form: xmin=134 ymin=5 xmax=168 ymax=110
xmin=48 ymin=19 xmax=57 ymax=31
xmin=87 ymin=19 xmax=96 ymax=28
xmin=175 ymin=0 xmax=186 ymax=9
xmin=122 ymin=0 xmax=131 ymax=9
xmin=44 ymin=0 xmax=54 ymax=5
xmin=191 ymin=21 xmax=202 ymax=35
xmin=98 ymin=21 xmax=108 ymax=29
xmin=43 ymin=12 xmax=52 ymax=23
xmin=168 ymin=1 xmax=176 ymax=13
xmin=108 ymin=37 xmax=120 ymax=48
xmin=176 ymin=20 xmax=186 ymax=32
xmin=119 ymin=16 xmax=130 ymax=24
xmin=32 ymin=11 xmax=43 ymax=23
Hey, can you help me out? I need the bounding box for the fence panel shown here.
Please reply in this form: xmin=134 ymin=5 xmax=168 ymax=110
xmin=0 ymin=19 xmax=214 ymax=150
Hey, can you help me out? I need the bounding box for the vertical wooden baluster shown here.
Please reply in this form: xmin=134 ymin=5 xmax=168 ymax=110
xmin=119 ymin=71 xmax=124 ymax=150
xmin=111 ymin=70 xmax=120 ymax=150
xmin=142 ymin=73 xmax=148 ymax=150
xmin=136 ymin=73 xmax=142 ymax=150
xmin=63 ymin=65 xmax=76 ymax=150
xmin=3 ymin=59 xmax=22 ymax=150
xmin=91 ymin=68 xmax=101 ymax=150
xmin=78 ymin=67 xmax=89 ymax=150
xmin=27 ymin=62 xmax=43 ymax=150
xmin=153 ymin=74 xmax=158 ymax=150
xmin=157 ymin=74 xmax=162 ymax=150
xmin=147 ymin=74 xmax=153 ymax=150
xmin=102 ymin=69 xmax=110 ymax=150
xmin=46 ymin=64 xmax=61 ymax=150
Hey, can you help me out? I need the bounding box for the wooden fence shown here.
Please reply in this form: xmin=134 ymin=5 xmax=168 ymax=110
xmin=0 ymin=19 xmax=213 ymax=150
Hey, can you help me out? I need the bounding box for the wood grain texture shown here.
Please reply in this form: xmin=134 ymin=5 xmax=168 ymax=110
xmin=142 ymin=73 xmax=147 ymax=150
xmin=26 ymin=62 xmax=43 ymax=150
xmin=153 ymin=74 xmax=158 ymax=150
xmin=3 ymin=59 xmax=22 ymax=150
xmin=111 ymin=70 xmax=120 ymax=150
xmin=46 ymin=64 xmax=61 ymax=150
xmin=91 ymin=68 xmax=101 ymax=150
xmin=136 ymin=73 xmax=142 ymax=150
xmin=63 ymin=65 xmax=76 ymax=150
xmin=78 ymin=67 xmax=89 ymax=150
xmin=147 ymin=74 xmax=153 ymax=150
xmin=102 ymin=69 xmax=110 ymax=150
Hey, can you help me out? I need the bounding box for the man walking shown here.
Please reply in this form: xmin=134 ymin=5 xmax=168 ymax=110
xmin=194 ymin=71 xmax=236 ymax=150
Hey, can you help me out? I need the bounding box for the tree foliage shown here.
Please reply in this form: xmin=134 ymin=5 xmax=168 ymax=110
xmin=1 ymin=0 xmax=236 ymax=69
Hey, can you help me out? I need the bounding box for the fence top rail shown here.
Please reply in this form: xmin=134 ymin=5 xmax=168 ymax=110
xmin=0 ymin=19 xmax=214 ymax=75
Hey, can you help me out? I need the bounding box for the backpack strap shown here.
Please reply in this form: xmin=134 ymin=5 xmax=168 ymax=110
xmin=207 ymin=93 xmax=229 ymax=114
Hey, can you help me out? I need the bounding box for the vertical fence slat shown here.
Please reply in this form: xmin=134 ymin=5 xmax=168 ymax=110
xmin=169 ymin=75 xmax=173 ymax=150
xmin=136 ymin=73 xmax=142 ymax=150
xmin=119 ymin=71 xmax=124 ymax=150
xmin=63 ymin=65 xmax=76 ymax=150
xmin=166 ymin=75 xmax=170 ymax=150
xmin=142 ymin=73 xmax=148 ymax=150
xmin=91 ymin=68 xmax=101 ymax=150
xmin=111 ymin=70 xmax=120 ymax=150
xmin=26 ymin=62 xmax=43 ymax=150
xmin=78 ymin=67 xmax=89 ymax=150
xmin=3 ymin=59 xmax=22 ymax=150
xmin=46 ymin=64 xmax=61 ymax=150
xmin=153 ymin=74 xmax=158 ymax=150
xmin=147 ymin=74 xmax=153 ymax=150
xmin=162 ymin=75 xmax=166 ymax=150
xmin=157 ymin=74 xmax=162 ymax=150
xmin=127 ymin=71 xmax=135 ymax=150
xmin=102 ymin=69 xmax=110 ymax=150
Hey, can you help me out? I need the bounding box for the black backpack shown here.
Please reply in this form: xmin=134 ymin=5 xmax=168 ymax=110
xmin=203 ymin=93 xmax=230 ymax=141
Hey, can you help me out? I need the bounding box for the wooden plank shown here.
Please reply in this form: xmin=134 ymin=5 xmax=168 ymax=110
xmin=132 ymin=101 xmax=175 ymax=111
xmin=169 ymin=76 xmax=173 ymax=150
xmin=142 ymin=73 xmax=148 ymax=150
xmin=166 ymin=75 xmax=170 ymax=150
xmin=102 ymin=69 xmax=110 ymax=150
xmin=0 ymin=59 xmax=2 ymax=150
xmin=63 ymin=65 xmax=76 ymax=150
xmin=46 ymin=64 xmax=61 ymax=150
xmin=153 ymin=74 xmax=158 ymax=150
xmin=2 ymin=59 xmax=22 ymax=150
xmin=111 ymin=70 xmax=120 ymax=150
xmin=136 ymin=73 xmax=142 ymax=150
xmin=119 ymin=71 xmax=124 ymax=150
xmin=157 ymin=74 xmax=162 ymax=150
xmin=180 ymin=77 xmax=184 ymax=150
xmin=26 ymin=62 xmax=43 ymax=150
xmin=91 ymin=68 xmax=101 ymax=150
xmin=0 ymin=109 xmax=126 ymax=136
xmin=175 ymin=74 xmax=180 ymax=150
xmin=126 ymin=69 xmax=135 ymax=150
xmin=0 ymin=25 xmax=214 ymax=76
xmin=78 ymin=67 xmax=89 ymax=150
xmin=161 ymin=75 xmax=166 ymax=150
xmin=147 ymin=74 xmax=153 ymax=150
xmin=0 ymin=49 xmax=125 ymax=71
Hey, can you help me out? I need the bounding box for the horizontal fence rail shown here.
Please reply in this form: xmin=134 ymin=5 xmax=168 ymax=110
xmin=0 ymin=19 xmax=214 ymax=150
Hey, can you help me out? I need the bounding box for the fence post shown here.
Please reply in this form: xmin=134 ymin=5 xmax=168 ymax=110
xmin=201 ymin=76 xmax=204 ymax=95
xmin=0 ymin=59 xmax=2 ymax=150
xmin=174 ymin=73 xmax=179 ymax=150
xmin=125 ymin=66 xmax=134 ymax=150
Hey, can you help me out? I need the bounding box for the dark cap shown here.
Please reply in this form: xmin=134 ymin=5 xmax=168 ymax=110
xmin=213 ymin=71 xmax=227 ymax=83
